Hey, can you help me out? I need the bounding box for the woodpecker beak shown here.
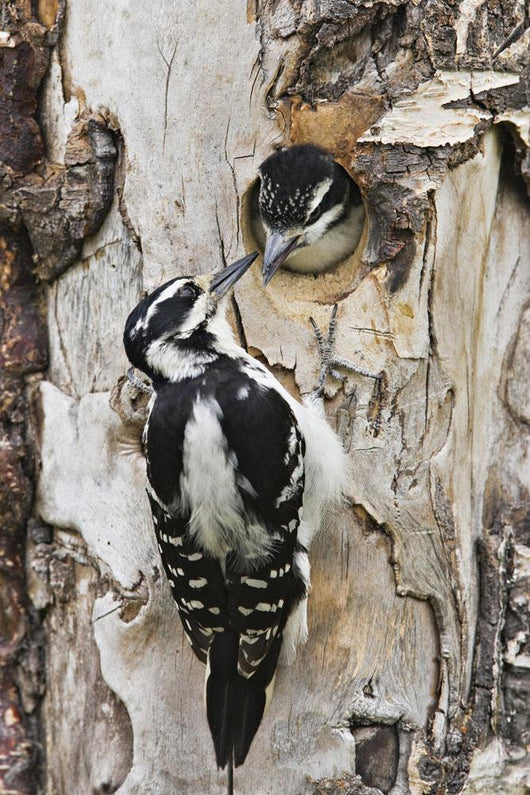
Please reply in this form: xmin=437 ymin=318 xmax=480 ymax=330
xmin=209 ymin=252 xmax=259 ymax=297
xmin=262 ymin=231 xmax=302 ymax=286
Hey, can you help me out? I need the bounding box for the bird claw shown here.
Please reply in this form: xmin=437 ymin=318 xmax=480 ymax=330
xmin=329 ymin=368 xmax=347 ymax=383
xmin=127 ymin=367 xmax=154 ymax=395
xmin=309 ymin=305 xmax=382 ymax=398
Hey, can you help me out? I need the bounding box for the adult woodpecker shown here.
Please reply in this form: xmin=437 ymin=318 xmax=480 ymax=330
xmin=123 ymin=252 xmax=348 ymax=791
xmin=251 ymin=144 xmax=365 ymax=285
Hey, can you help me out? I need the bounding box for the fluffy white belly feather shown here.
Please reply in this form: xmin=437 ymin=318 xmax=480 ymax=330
xmin=179 ymin=397 xmax=274 ymax=565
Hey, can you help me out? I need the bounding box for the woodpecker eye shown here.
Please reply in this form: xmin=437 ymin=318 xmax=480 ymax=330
xmin=306 ymin=204 xmax=323 ymax=225
xmin=176 ymin=284 xmax=197 ymax=299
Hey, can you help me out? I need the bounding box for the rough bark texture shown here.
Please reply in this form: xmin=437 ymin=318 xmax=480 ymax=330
xmin=0 ymin=0 xmax=528 ymax=793
xmin=0 ymin=3 xmax=117 ymax=793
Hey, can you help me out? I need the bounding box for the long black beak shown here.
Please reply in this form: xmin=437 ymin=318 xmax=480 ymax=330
xmin=210 ymin=252 xmax=259 ymax=297
xmin=262 ymin=231 xmax=301 ymax=286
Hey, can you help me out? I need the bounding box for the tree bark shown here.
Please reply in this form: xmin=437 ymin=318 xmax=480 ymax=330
xmin=1 ymin=1 xmax=529 ymax=793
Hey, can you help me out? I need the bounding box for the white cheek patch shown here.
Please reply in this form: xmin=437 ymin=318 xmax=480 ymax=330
xmin=306 ymin=178 xmax=332 ymax=219
xmin=175 ymin=293 xmax=209 ymax=337
xmin=303 ymin=202 xmax=345 ymax=246
xmin=145 ymin=338 xmax=214 ymax=381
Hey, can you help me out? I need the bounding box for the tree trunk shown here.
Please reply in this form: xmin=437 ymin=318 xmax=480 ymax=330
xmin=1 ymin=1 xmax=529 ymax=793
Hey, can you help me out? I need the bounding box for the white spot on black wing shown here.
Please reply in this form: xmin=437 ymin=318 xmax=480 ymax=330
xmin=146 ymin=491 xmax=229 ymax=663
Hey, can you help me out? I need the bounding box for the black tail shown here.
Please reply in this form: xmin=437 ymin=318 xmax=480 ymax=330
xmin=227 ymin=751 xmax=234 ymax=795
xmin=206 ymin=632 xmax=279 ymax=772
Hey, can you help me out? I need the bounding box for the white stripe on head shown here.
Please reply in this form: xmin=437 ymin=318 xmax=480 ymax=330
xmin=303 ymin=201 xmax=345 ymax=245
xmin=130 ymin=279 xmax=191 ymax=340
xmin=150 ymin=287 xmax=210 ymax=340
xmin=306 ymin=178 xmax=332 ymax=218
xmin=145 ymin=278 xmax=188 ymax=323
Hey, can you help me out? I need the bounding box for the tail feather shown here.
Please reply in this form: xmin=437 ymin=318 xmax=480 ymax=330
xmin=206 ymin=632 xmax=239 ymax=769
xmin=232 ymin=676 xmax=266 ymax=767
xmin=206 ymin=631 xmax=280 ymax=770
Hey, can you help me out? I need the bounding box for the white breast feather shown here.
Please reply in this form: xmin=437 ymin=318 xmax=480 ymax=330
xmin=179 ymin=397 xmax=276 ymax=566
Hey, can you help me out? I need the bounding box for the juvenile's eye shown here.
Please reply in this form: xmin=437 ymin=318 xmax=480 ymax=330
xmin=176 ymin=284 xmax=197 ymax=299
xmin=306 ymin=205 xmax=323 ymax=225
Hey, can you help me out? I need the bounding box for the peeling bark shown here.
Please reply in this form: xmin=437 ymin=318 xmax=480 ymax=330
xmin=0 ymin=227 xmax=45 ymax=794
xmin=0 ymin=2 xmax=120 ymax=792
xmin=11 ymin=115 xmax=117 ymax=281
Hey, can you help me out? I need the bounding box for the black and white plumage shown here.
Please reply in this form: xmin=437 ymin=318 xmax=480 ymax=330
xmin=251 ymin=144 xmax=365 ymax=285
xmin=123 ymin=252 xmax=348 ymax=780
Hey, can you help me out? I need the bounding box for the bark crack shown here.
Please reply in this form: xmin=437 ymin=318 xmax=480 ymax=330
xmin=157 ymin=39 xmax=178 ymax=153
xmin=223 ymin=114 xmax=241 ymax=252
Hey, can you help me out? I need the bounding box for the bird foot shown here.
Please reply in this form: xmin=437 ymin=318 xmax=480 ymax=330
xmin=109 ymin=369 xmax=153 ymax=431
xmin=127 ymin=367 xmax=154 ymax=395
xmin=309 ymin=305 xmax=382 ymax=399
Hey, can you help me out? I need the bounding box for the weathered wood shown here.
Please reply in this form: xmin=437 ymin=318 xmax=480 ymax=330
xmin=1 ymin=7 xmax=54 ymax=793
xmin=1 ymin=0 xmax=528 ymax=792
xmin=0 ymin=226 xmax=46 ymax=795
xmin=0 ymin=4 xmax=129 ymax=793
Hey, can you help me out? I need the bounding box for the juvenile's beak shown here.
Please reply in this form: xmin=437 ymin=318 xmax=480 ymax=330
xmin=262 ymin=231 xmax=301 ymax=286
xmin=210 ymin=252 xmax=259 ymax=297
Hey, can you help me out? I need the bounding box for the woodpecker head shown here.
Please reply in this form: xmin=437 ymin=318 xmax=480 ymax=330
xmin=124 ymin=252 xmax=258 ymax=382
xmin=254 ymin=144 xmax=363 ymax=285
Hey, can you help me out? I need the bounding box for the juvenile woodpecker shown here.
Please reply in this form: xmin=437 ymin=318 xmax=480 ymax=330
xmin=123 ymin=252 xmax=348 ymax=787
xmin=251 ymin=144 xmax=365 ymax=285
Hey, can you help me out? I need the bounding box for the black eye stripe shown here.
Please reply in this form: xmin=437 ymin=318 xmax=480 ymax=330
xmin=306 ymin=205 xmax=322 ymax=225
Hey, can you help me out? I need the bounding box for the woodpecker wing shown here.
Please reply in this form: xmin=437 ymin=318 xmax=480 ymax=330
xmin=210 ymin=360 xmax=307 ymax=675
xmin=227 ymin=544 xmax=306 ymax=678
xmin=145 ymin=364 xmax=309 ymax=666
xmin=148 ymin=493 xmax=229 ymax=662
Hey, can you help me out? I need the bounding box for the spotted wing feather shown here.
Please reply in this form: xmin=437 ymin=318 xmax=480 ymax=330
xmin=149 ymin=495 xmax=228 ymax=662
xmin=226 ymin=419 xmax=306 ymax=676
